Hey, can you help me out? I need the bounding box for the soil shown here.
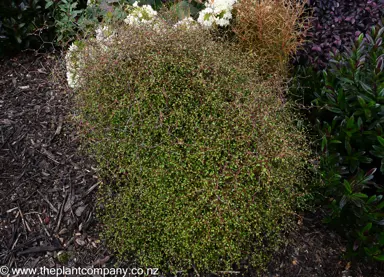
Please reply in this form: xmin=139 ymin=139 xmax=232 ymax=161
xmin=1 ymin=52 xmax=384 ymax=277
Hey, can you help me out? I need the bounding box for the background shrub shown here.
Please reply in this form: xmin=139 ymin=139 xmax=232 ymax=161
xmin=74 ymin=23 xmax=309 ymax=272
xmin=0 ymin=0 xmax=56 ymax=55
xmin=295 ymin=0 xmax=384 ymax=70
xmin=304 ymin=23 xmax=384 ymax=260
xmin=232 ymin=0 xmax=308 ymax=75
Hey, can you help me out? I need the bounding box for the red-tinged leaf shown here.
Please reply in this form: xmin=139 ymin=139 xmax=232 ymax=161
xmin=312 ymin=45 xmax=322 ymax=52
xmin=365 ymin=168 xmax=377 ymax=177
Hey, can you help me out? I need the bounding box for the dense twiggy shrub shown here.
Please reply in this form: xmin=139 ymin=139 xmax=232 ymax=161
xmin=295 ymin=0 xmax=384 ymax=70
xmin=232 ymin=0 xmax=308 ymax=75
xmin=74 ymin=23 xmax=309 ymax=272
xmin=313 ymin=24 xmax=384 ymax=260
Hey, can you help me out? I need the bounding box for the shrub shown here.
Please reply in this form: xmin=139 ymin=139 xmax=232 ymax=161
xmin=74 ymin=23 xmax=309 ymax=272
xmin=232 ymin=0 xmax=309 ymax=75
xmin=295 ymin=0 xmax=384 ymax=70
xmin=312 ymin=23 xmax=384 ymax=260
xmin=0 ymin=0 xmax=56 ymax=55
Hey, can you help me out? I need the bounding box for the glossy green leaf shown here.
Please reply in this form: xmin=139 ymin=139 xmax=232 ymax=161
xmin=344 ymin=180 xmax=352 ymax=194
xmin=362 ymin=222 xmax=372 ymax=233
xmin=378 ymin=136 xmax=384 ymax=147
xmin=353 ymin=193 xmax=368 ymax=199
xmin=371 ymin=253 xmax=384 ymax=261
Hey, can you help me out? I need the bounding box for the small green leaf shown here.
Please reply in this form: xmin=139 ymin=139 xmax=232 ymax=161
xmin=367 ymin=195 xmax=377 ymax=205
xmin=321 ymin=136 xmax=327 ymax=152
xmin=362 ymin=222 xmax=372 ymax=233
xmin=360 ymin=82 xmax=373 ymax=93
xmin=347 ymin=116 xmax=355 ymax=129
xmin=357 ymin=117 xmax=363 ymax=129
xmin=364 ymin=108 xmax=372 ymax=119
xmin=374 ymin=254 xmax=384 ymax=261
xmin=357 ymin=96 xmax=366 ymax=107
xmin=378 ymin=136 xmax=384 ymax=147
xmin=340 ymin=195 xmax=348 ymax=209
xmin=326 ymin=106 xmax=343 ymax=114
xmin=353 ymin=193 xmax=368 ymax=199
xmin=45 ymin=1 xmax=54 ymax=8
xmin=345 ymin=140 xmax=352 ymax=155
xmin=340 ymin=77 xmax=354 ymax=84
xmin=344 ymin=180 xmax=352 ymax=194
xmin=381 ymin=159 xmax=384 ymax=173
xmin=376 ymin=200 xmax=384 ymax=211
xmin=379 ymin=88 xmax=384 ymax=97
xmin=358 ymin=33 xmax=364 ymax=43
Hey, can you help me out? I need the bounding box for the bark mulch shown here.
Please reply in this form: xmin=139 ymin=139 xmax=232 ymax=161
xmin=0 ymin=52 xmax=112 ymax=275
xmin=1 ymin=52 xmax=384 ymax=277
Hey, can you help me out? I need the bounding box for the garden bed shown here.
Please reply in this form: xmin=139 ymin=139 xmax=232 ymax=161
xmin=0 ymin=52 xmax=384 ymax=277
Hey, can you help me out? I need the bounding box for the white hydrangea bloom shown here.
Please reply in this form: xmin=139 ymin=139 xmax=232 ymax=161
xmin=197 ymin=0 xmax=237 ymax=28
xmin=65 ymin=43 xmax=79 ymax=88
xmin=173 ymin=17 xmax=199 ymax=30
xmin=65 ymin=42 xmax=85 ymax=89
xmin=197 ymin=8 xmax=215 ymax=28
xmin=87 ymin=0 xmax=98 ymax=7
xmin=124 ymin=2 xmax=158 ymax=26
xmin=210 ymin=0 xmax=237 ymax=13
xmin=95 ymin=25 xmax=116 ymax=46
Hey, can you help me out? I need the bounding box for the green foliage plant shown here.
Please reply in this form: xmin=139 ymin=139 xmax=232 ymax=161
xmin=45 ymin=0 xmax=128 ymax=46
xmin=0 ymin=0 xmax=55 ymax=55
xmin=74 ymin=22 xmax=309 ymax=273
xmin=312 ymin=22 xmax=384 ymax=261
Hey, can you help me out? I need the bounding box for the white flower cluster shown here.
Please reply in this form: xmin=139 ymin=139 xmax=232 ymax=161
xmin=173 ymin=17 xmax=199 ymax=30
xmin=65 ymin=43 xmax=84 ymax=89
xmin=66 ymin=0 xmax=239 ymax=88
xmin=95 ymin=25 xmax=116 ymax=47
xmin=124 ymin=1 xmax=158 ymax=26
xmin=197 ymin=0 xmax=237 ymax=27
xmin=87 ymin=0 xmax=98 ymax=7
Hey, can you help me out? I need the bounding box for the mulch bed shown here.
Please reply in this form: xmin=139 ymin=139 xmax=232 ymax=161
xmin=1 ymin=52 xmax=384 ymax=277
xmin=0 ymin=52 xmax=112 ymax=275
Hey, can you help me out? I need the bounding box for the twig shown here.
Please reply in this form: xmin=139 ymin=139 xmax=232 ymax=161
xmin=6 ymin=207 xmax=18 ymax=213
xmin=18 ymin=206 xmax=32 ymax=233
xmin=17 ymin=245 xmax=63 ymax=256
xmin=192 ymin=263 xmax=200 ymax=277
xmin=54 ymin=193 xmax=68 ymax=234
xmin=81 ymin=182 xmax=100 ymax=199
xmin=50 ymin=115 xmax=63 ymax=143
xmin=37 ymin=190 xmax=58 ymax=213
xmin=11 ymin=233 xmax=22 ymax=251
xmin=37 ymin=214 xmax=51 ymax=238
xmin=10 ymin=235 xmax=44 ymax=253
xmin=36 ymin=148 xmax=60 ymax=164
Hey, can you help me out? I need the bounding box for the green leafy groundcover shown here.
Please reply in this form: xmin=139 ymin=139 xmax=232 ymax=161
xmin=75 ymin=24 xmax=310 ymax=272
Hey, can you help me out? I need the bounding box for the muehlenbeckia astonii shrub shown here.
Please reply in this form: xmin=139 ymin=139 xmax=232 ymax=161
xmin=73 ymin=21 xmax=310 ymax=272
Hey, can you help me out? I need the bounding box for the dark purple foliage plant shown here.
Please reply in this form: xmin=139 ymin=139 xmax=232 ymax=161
xmin=295 ymin=0 xmax=384 ymax=70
